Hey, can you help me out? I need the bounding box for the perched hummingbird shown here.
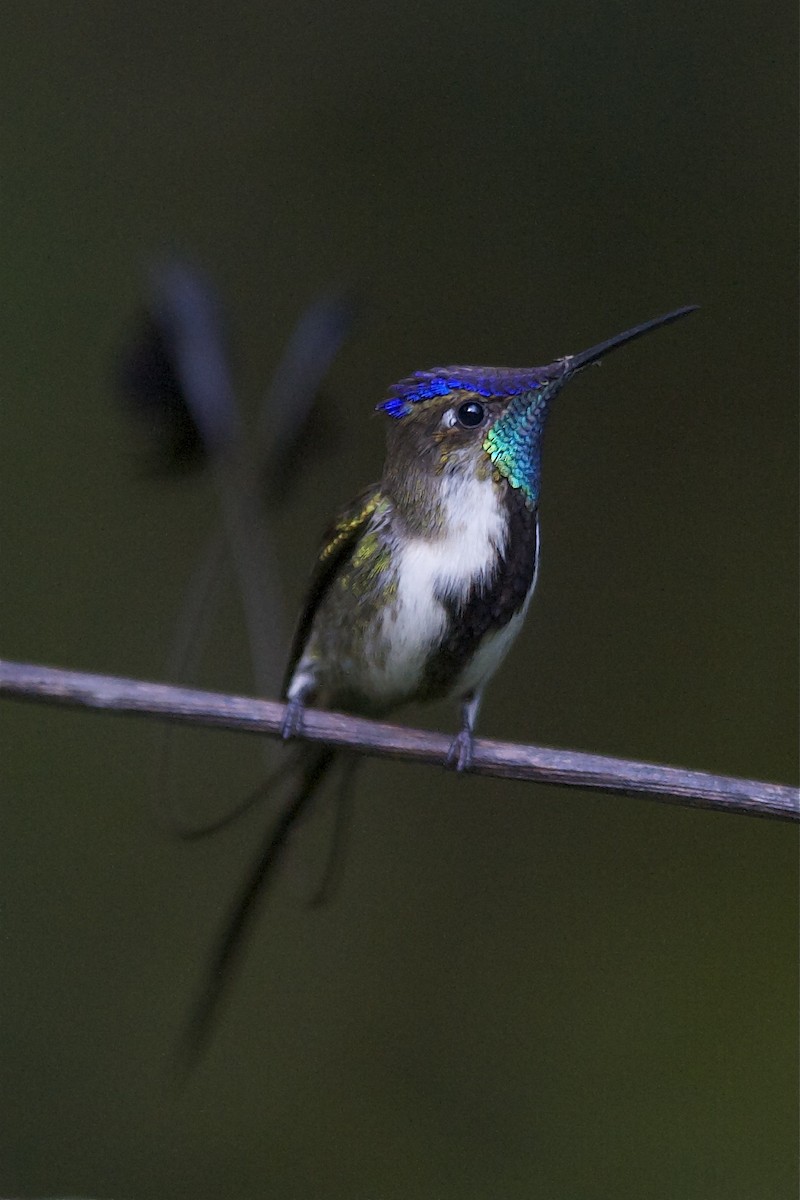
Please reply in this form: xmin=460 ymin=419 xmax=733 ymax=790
xmin=185 ymin=304 xmax=697 ymax=1060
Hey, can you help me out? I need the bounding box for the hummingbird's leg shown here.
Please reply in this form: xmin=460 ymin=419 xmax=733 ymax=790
xmin=282 ymin=669 xmax=316 ymax=739
xmin=446 ymin=690 xmax=483 ymax=772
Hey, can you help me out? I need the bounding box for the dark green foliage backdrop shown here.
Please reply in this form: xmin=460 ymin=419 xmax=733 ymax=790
xmin=1 ymin=3 xmax=797 ymax=1197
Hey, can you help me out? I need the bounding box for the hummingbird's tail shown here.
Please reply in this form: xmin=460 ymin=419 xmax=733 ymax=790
xmin=180 ymin=744 xmax=337 ymax=1070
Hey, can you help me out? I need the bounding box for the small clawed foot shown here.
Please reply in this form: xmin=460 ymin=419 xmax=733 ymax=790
xmin=445 ymin=729 xmax=474 ymax=773
xmin=281 ymin=698 xmax=305 ymax=740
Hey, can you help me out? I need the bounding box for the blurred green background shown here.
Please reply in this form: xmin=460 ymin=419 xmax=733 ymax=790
xmin=1 ymin=2 xmax=797 ymax=1198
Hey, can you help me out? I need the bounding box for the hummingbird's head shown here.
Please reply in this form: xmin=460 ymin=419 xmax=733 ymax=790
xmin=379 ymin=366 xmax=560 ymax=510
xmin=378 ymin=306 xmax=698 ymax=511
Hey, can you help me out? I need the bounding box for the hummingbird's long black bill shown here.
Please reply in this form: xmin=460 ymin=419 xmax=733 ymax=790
xmin=567 ymin=305 xmax=698 ymax=373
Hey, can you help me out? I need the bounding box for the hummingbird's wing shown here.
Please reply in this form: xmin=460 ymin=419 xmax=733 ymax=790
xmin=281 ymin=484 xmax=384 ymax=698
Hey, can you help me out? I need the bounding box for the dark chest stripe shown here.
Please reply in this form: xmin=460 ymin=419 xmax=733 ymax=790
xmin=421 ymin=489 xmax=539 ymax=699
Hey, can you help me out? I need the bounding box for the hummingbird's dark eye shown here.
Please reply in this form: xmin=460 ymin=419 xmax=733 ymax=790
xmin=455 ymin=400 xmax=485 ymax=428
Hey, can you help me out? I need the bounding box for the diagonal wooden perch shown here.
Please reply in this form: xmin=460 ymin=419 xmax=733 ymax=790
xmin=0 ymin=657 xmax=797 ymax=822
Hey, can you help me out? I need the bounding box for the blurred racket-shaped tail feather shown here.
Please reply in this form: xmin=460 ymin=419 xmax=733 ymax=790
xmin=117 ymin=262 xmax=359 ymax=836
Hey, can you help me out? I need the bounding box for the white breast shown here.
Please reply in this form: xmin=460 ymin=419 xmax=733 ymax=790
xmin=368 ymin=473 xmax=507 ymax=704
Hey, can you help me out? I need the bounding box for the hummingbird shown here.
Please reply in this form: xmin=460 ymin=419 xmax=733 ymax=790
xmin=184 ymin=304 xmax=697 ymax=1061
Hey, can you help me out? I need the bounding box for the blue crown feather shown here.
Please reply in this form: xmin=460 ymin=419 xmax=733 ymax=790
xmin=377 ymin=366 xmax=549 ymax=418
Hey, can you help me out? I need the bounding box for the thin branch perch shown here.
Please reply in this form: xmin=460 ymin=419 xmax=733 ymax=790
xmin=0 ymin=658 xmax=797 ymax=822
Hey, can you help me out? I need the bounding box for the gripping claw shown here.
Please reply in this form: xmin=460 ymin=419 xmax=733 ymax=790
xmin=445 ymin=729 xmax=475 ymax=773
xmin=281 ymin=698 xmax=305 ymax=740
